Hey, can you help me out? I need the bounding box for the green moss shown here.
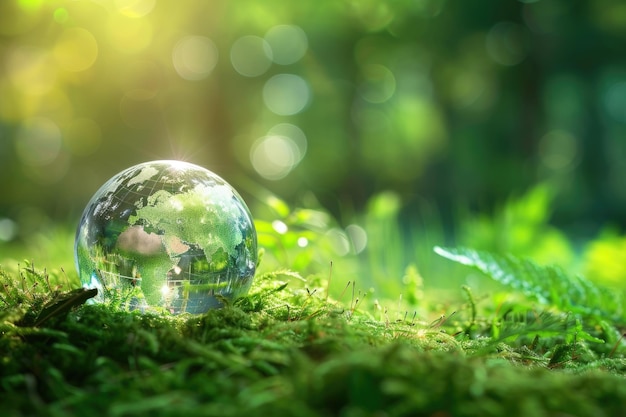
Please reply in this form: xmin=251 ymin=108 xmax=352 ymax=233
xmin=1 ymin=263 xmax=625 ymax=417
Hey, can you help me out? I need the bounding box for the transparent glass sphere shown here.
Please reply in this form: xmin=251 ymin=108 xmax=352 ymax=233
xmin=74 ymin=160 xmax=257 ymax=314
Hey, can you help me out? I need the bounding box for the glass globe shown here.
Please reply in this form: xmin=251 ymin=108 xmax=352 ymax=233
xmin=74 ymin=160 xmax=257 ymax=314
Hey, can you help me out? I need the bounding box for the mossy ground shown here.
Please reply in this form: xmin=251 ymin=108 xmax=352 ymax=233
xmin=1 ymin=264 xmax=626 ymax=417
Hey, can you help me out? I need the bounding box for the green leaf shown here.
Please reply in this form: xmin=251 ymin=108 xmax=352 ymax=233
xmin=434 ymin=246 xmax=625 ymax=324
xmin=265 ymin=195 xmax=291 ymax=218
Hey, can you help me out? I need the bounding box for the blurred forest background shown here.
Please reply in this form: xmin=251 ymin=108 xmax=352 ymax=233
xmin=1 ymin=0 xmax=626 ymax=292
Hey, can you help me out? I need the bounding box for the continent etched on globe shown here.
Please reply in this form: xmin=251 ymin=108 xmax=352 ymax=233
xmin=74 ymin=160 xmax=257 ymax=314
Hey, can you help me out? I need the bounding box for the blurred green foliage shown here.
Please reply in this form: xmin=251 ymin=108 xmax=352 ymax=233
xmin=2 ymin=0 xmax=626 ymax=298
xmin=457 ymin=184 xmax=574 ymax=266
xmin=2 ymin=0 xmax=626 ymax=226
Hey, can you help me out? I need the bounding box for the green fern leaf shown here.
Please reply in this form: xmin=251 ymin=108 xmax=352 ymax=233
xmin=434 ymin=246 xmax=625 ymax=324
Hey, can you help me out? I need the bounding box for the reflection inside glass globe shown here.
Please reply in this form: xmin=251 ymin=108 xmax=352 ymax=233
xmin=75 ymin=160 xmax=257 ymax=314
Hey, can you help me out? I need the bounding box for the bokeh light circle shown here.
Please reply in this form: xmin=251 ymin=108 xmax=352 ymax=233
xmin=250 ymin=135 xmax=301 ymax=180
xmin=268 ymin=123 xmax=307 ymax=158
xmin=53 ymin=8 xmax=69 ymax=24
xmin=230 ymin=35 xmax=273 ymax=77
xmin=326 ymin=229 xmax=350 ymax=257
xmin=53 ymin=28 xmax=99 ymax=72
xmin=264 ymin=25 xmax=308 ymax=65
xmin=359 ymin=64 xmax=396 ymax=103
xmin=486 ymin=22 xmax=529 ymax=66
xmin=0 ymin=218 xmax=17 ymax=242
xmin=263 ymin=74 xmax=311 ymax=115
xmin=346 ymin=224 xmax=368 ymax=254
xmin=539 ymin=130 xmax=579 ymax=171
xmin=173 ymin=36 xmax=218 ymax=81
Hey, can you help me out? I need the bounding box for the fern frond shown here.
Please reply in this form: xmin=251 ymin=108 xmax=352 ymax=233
xmin=435 ymin=246 xmax=625 ymax=324
xmin=493 ymin=310 xmax=603 ymax=344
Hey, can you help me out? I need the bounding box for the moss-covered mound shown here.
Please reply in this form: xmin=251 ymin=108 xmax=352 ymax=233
xmin=1 ymin=265 xmax=625 ymax=417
